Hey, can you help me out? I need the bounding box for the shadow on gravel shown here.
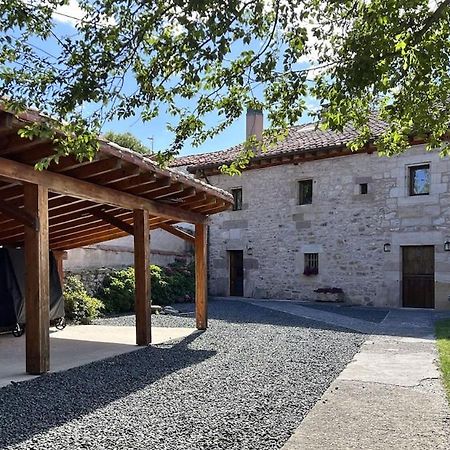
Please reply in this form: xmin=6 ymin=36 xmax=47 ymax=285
xmin=0 ymin=331 xmax=213 ymax=448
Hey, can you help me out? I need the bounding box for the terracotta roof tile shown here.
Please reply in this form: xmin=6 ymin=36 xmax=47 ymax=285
xmin=171 ymin=114 xmax=387 ymax=170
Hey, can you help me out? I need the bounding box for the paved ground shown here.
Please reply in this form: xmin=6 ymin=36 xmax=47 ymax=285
xmin=233 ymin=299 xmax=450 ymax=450
xmin=0 ymin=299 xmax=363 ymax=450
xmin=0 ymin=325 xmax=195 ymax=388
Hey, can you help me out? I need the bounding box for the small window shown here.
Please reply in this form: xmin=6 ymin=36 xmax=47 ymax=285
xmin=298 ymin=180 xmax=313 ymax=205
xmin=360 ymin=183 xmax=368 ymax=195
xmin=409 ymin=164 xmax=430 ymax=196
xmin=304 ymin=253 xmax=319 ymax=276
xmin=231 ymin=188 xmax=242 ymax=211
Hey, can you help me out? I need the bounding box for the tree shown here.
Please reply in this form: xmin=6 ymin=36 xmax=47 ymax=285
xmin=103 ymin=131 xmax=150 ymax=155
xmin=1 ymin=0 xmax=450 ymax=169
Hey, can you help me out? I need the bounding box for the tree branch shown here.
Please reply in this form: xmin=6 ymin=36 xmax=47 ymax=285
xmin=413 ymin=0 xmax=450 ymax=44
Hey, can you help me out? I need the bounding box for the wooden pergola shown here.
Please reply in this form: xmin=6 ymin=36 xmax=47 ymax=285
xmin=0 ymin=108 xmax=233 ymax=375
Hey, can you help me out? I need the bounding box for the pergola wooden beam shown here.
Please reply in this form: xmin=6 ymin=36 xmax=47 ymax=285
xmin=0 ymin=157 xmax=207 ymax=224
xmin=91 ymin=207 xmax=134 ymax=235
xmin=159 ymin=224 xmax=195 ymax=244
xmin=24 ymin=183 xmax=50 ymax=375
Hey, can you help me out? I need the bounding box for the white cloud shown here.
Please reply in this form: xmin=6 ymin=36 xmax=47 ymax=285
xmin=53 ymin=0 xmax=86 ymax=25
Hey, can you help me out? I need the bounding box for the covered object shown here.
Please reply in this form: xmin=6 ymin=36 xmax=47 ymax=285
xmin=0 ymin=248 xmax=64 ymax=331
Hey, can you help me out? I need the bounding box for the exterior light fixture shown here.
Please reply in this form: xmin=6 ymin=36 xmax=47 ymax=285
xmin=246 ymin=246 xmax=253 ymax=255
xmin=383 ymin=243 xmax=391 ymax=253
xmin=445 ymin=240 xmax=450 ymax=252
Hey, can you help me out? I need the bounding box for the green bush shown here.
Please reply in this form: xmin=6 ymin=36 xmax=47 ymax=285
xmin=97 ymin=260 xmax=195 ymax=314
xmin=64 ymin=276 xmax=104 ymax=324
xmin=97 ymin=267 xmax=136 ymax=314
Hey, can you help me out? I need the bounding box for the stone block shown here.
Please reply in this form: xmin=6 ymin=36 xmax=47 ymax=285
xmin=212 ymin=258 xmax=227 ymax=269
xmin=296 ymin=221 xmax=311 ymax=230
xmin=222 ymin=220 xmax=248 ymax=230
xmin=355 ymin=176 xmax=373 ymax=184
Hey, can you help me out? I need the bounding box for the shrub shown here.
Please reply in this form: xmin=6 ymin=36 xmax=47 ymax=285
xmin=97 ymin=267 xmax=136 ymax=314
xmin=97 ymin=260 xmax=195 ymax=314
xmin=64 ymin=276 xmax=104 ymax=324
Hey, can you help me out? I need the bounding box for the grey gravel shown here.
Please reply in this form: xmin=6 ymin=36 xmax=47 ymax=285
xmin=0 ymin=299 xmax=364 ymax=450
xmin=93 ymin=302 xmax=195 ymax=328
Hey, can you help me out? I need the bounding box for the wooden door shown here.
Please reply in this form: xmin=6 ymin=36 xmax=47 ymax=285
xmin=229 ymin=250 xmax=244 ymax=296
xmin=402 ymin=246 xmax=435 ymax=308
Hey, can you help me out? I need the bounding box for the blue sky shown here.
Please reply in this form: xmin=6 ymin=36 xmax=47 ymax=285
xmin=22 ymin=5 xmax=319 ymax=157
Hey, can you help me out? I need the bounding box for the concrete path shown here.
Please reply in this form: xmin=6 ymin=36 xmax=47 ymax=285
xmin=0 ymin=325 xmax=195 ymax=388
xmin=219 ymin=298 xmax=450 ymax=449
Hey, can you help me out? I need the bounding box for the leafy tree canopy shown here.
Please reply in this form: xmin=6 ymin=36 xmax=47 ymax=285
xmin=1 ymin=0 xmax=450 ymax=170
xmin=103 ymin=131 xmax=150 ymax=154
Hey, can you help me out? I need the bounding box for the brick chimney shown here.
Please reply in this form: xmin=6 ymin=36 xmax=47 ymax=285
xmin=246 ymin=109 xmax=263 ymax=141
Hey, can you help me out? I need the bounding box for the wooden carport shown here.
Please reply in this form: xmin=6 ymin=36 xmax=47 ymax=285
xmin=0 ymin=108 xmax=233 ymax=375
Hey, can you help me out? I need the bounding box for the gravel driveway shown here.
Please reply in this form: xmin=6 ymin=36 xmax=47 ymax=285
xmin=0 ymin=299 xmax=363 ymax=450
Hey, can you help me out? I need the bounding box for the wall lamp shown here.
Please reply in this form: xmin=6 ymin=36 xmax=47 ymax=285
xmin=383 ymin=243 xmax=391 ymax=253
xmin=445 ymin=240 xmax=450 ymax=252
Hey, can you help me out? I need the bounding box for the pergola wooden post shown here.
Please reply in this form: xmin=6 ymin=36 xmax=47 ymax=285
xmin=134 ymin=209 xmax=151 ymax=345
xmin=24 ymin=183 xmax=50 ymax=375
xmin=195 ymin=223 xmax=208 ymax=330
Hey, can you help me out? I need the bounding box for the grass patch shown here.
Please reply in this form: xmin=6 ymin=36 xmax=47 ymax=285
xmin=435 ymin=319 xmax=450 ymax=401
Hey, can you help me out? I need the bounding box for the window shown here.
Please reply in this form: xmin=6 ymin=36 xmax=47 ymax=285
xmin=298 ymin=180 xmax=313 ymax=205
xmin=304 ymin=253 xmax=319 ymax=276
xmin=231 ymin=188 xmax=242 ymax=211
xmin=360 ymin=183 xmax=368 ymax=195
xmin=409 ymin=164 xmax=430 ymax=196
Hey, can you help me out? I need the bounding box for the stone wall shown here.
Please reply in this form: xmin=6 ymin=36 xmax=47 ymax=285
xmin=206 ymin=145 xmax=450 ymax=310
xmin=64 ymin=268 xmax=115 ymax=295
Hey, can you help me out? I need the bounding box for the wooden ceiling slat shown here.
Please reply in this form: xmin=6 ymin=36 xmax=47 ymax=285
xmin=50 ymin=226 xmax=130 ymax=249
xmin=0 ymin=138 xmax=48 ymax=157
xmin=11 ymin=144 xmax=55 ymax=163
xmin=83 ymin=165 xmax=142 ymax=186
xmin=52 ymin=229 xmax=129 ymax=250
xmin=49 ymin=218 xmax=132 ymax=243
xmin=151 ymin=183 xmax=185 ymax=200
xmin=101 ymin=172 xmax=155 ymax=191
xmin=62 ymin=158 xmax=121 ymax=179
xmin=126 ymin=177 xmax=172 ymax=196
xmin=51 ymin=210 xmax=133 ymax=237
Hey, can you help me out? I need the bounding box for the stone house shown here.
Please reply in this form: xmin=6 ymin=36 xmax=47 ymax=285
xmin=173 ymin=110 xmax=450 ymax=310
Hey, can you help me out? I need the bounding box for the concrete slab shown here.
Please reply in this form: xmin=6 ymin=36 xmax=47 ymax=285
xmin=0 ymin=325 xmax=195 ymax=388
xmin=339 ymin=340 xmax=440 ymax=387
xmin=282 ymin=380 xmax=450 ymax=450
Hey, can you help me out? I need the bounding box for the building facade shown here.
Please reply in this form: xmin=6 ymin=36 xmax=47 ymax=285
xmin=174 ymin=112 xmax=450 ymax=310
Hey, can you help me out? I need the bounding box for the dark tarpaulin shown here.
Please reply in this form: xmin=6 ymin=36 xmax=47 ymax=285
xmin=0 ymin=248 xmax=64 ymax=327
